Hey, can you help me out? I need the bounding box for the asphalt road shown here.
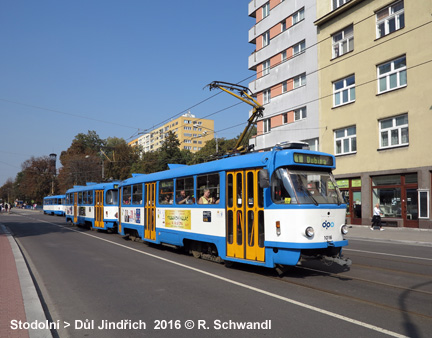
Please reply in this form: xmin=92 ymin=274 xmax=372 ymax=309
xmin=2 ymin=210 xmax=432 ymax=338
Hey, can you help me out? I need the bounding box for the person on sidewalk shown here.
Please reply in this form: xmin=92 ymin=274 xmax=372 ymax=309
xmin=371 ymin=203 xmax=384 ymax=231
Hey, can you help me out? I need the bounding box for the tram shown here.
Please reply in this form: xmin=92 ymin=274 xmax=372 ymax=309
xmin=118 ymin=142 xmax=349 ymax=268
xmin=43 ymin=195 xmax=66 ymax=216
xmin=65 ymin=182 xmax=120 ymax=231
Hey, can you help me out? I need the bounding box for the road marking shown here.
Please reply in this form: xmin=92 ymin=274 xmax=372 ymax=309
xmin=344 ymin=248 xmax=432 ymax=261
xmin=23 ymin=216 xmax=409 ymax=338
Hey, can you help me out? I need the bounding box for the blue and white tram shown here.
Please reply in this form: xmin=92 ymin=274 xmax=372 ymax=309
xmin=119 ymin=143 xmax=349 ymax=268
xmin=65 ymin=182 xmax=120 ymax=231
xmin=43 ymin=195 xmax=66 ymax=216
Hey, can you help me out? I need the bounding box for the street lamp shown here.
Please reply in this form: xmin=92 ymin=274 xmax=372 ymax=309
xmin=194 ymin=123 xmax=218 ymax=153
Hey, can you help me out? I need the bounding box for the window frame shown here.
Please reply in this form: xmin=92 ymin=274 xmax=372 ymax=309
xmin=292 ymin=8 xmax=305 ymax=25
xmin=377 ymin=55 xmax=407 ymax=94
xmin=376 ymin=0 xmax=404 ymax=39
xmin=263 ymin=89 xmax=271 ymax=104
xmin=293 ymin=73 xmax=306 ymax=89
xmin=294 ymin=107 xmax=307 ymax=121
xmin=379 ymin=114 xmax=409 ymax=149
xmin=332 ymin=0 xmax=351 ymax=11
xmin=263 ymin=119 xmax=271 ymax=133
xmin=332 ymin=25 xmax=354 ymax=58
xmin=333 ymin=74 xmax=355 ymax=107
xmin=334 ymin=126 xmax=357 ymax=156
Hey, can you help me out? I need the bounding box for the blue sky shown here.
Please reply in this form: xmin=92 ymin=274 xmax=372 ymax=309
xmin=0 ymin=0 xmax=254 ymax=186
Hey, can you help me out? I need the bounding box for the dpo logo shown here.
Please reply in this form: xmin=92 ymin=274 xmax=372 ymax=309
xmin=322 ymin=221 xmax=335 ymax=229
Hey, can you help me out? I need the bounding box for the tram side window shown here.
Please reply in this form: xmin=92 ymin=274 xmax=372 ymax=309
xmin=87 ymin=191 xmax=94 ymax=205
xmin=66 ymin=193 xmax=72 ymax=204
xmin=105 ymin=189 xmax=118 ymax=205
xmin=78 ymin=192 xmax=83 ymax=205
xmin=123 ymin=186 xmax=132 ymax=205
xmin=197 ymin=174 xmax=220 ymax=205
xmin=175 ymin=177 xmax=194 ymax=205
xmin=132 ymin=184 xmax=143 ymax=205
xmin=159 ymin=180 xmax=173 ymax=204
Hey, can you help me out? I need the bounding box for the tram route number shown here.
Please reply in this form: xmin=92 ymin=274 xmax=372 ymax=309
xmin=324 ymin=235 xmax=333 ymax=241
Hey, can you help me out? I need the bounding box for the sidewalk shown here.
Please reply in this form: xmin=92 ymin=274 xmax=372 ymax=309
xmin=346 ymin=224 xmax=432 ymax=247
xmin=0 ymin=222 xmax=52 ymax=338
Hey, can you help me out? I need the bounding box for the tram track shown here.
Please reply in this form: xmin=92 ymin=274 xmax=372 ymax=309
xmin=271 ymin=265 xmax=432 ymax=321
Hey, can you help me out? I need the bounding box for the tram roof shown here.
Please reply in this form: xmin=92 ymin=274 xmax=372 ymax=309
xmin=120 ymin=148 xmax=335 ymax=186
xmin=65 ymin=181 xmax=121 ymax=194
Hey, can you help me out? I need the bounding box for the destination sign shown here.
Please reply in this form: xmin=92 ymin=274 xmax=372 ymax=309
xmin=293 ymin=153 xmax=334 ymax=166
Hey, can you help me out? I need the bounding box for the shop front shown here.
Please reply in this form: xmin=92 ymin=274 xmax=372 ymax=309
xmin=371 ymin=174 xmax=419 ymax=228
xmin=337 ymin=178 xmax=362 ymax=225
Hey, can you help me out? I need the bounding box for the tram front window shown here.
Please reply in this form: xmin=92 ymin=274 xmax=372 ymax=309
xmin=271 ymin=169 xmax=343 ymax=205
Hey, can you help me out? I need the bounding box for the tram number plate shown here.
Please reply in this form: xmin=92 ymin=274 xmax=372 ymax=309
xmin=324 ymin=235 xmax=333 ymax=241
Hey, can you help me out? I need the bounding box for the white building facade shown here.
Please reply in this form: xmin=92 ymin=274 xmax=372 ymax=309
xmin=248 ymin=0 xmax=319 ymax=151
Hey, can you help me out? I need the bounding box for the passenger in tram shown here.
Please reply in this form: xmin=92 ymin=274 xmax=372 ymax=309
xmin=176 ymin=190 xmax=190 ymax=204
xmin=198 ymin=189 xmax=219 ymax=204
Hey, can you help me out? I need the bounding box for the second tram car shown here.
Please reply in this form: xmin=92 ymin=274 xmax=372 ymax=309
xmin=118 ymin=143 xmax=349 ymax=268
xmin=65 ymin=182 xmax=120 ymax=231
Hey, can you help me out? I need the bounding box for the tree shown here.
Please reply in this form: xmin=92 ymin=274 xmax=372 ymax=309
xmin=58 ymin=131 xmax=105 ymax=192
xmin=103 ymin=137 xmax=141 ymax=180
xmin=15 ymin=156 xmax=54 ymax=204
xmin=156 ymin=131 xmax=192 ymax=172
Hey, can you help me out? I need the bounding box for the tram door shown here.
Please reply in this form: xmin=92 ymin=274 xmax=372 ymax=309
xmin=226 ymin=169 xmax=265 ymax=262
xmin=118 ymin=189 xmax=122 ymax=234
xmin=95 ymin=190 xmax=104 ymax=228
xmin=73 ymin=192 xmax=78 ymax=223
xmin=145 ymin=182 xmax=156 ymax=240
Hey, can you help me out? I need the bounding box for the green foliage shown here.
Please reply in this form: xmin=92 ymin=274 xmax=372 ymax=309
xmin=1 ymin=128 xmax=254 ymax=198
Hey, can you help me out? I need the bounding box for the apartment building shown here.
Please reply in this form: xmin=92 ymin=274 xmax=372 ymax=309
xmin=248 ymin=0 xmax=320 ymax=151
xmin=315 ymin=0 xmax=432 ymax=228
xmin=128 ymin=112 xmax=215 ymax=154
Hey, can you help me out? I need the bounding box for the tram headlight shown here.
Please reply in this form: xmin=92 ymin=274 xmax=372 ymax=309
xmin=305 ymin=226 xmax=314 ymax=238
xmin=341 ymin=225 xmax=348 ymax=235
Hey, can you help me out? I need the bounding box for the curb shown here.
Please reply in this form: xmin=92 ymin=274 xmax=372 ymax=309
xmin=0 ymin=224 xmax=53 ymax=338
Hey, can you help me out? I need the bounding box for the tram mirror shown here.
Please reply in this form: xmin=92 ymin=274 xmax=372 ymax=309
xmin=258 ymin=169 xmax=270 ymax=189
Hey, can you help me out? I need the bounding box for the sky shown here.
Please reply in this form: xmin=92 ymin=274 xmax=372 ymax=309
xmin=0 ymin=0 xmax=255 ymax=186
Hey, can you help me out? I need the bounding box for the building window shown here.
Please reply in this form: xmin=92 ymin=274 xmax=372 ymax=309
xmin=332 ymin=25 xmax=353 ymax=58
xmin=263 ymin=30 xmax=270 ymax=47
xmin=335 ymin=126 xmax=356 ymax=155
xmin=333 ymin=75 xmax=355 ymax=107
xmin=293 ymin=40 xmax=306 ymax=56
xmin=262 ymin=60 xmax=270 ymax=76
xmin=304 ymin=138 xmax=319 ymax=151
xmin=263 ymin=89 xmax=271 ymax=104
xmin=332 ymin=0 xmax=351 ymax=10
xmin=263 ymin=119 xmax=271 ymax=133
xmin=294 ymin=107 xmax=307 ymax=121
xmin=379 ymin=114 xmax=408 ymax=149
xmin=376 ymin=1 xmax=404 ymax=38
xmin=282 ymin=113 xmax=288 ymax=124
xmin=293 ymin=73 xmax=306 ymax=88
xmin=292 ymin=8 xmax=304 ymax=25
xmin=419 ymin=190 xmax=429 ymax=219
xmin=263 ymin=3 xmax=270 ymax=18
xmin=281 ymin=21 xmax=286 ymax=32
xmin=282 ymin=81 xmax=287 ymax=93
xmin=377 ymin=55 xmax=407 ymax=94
